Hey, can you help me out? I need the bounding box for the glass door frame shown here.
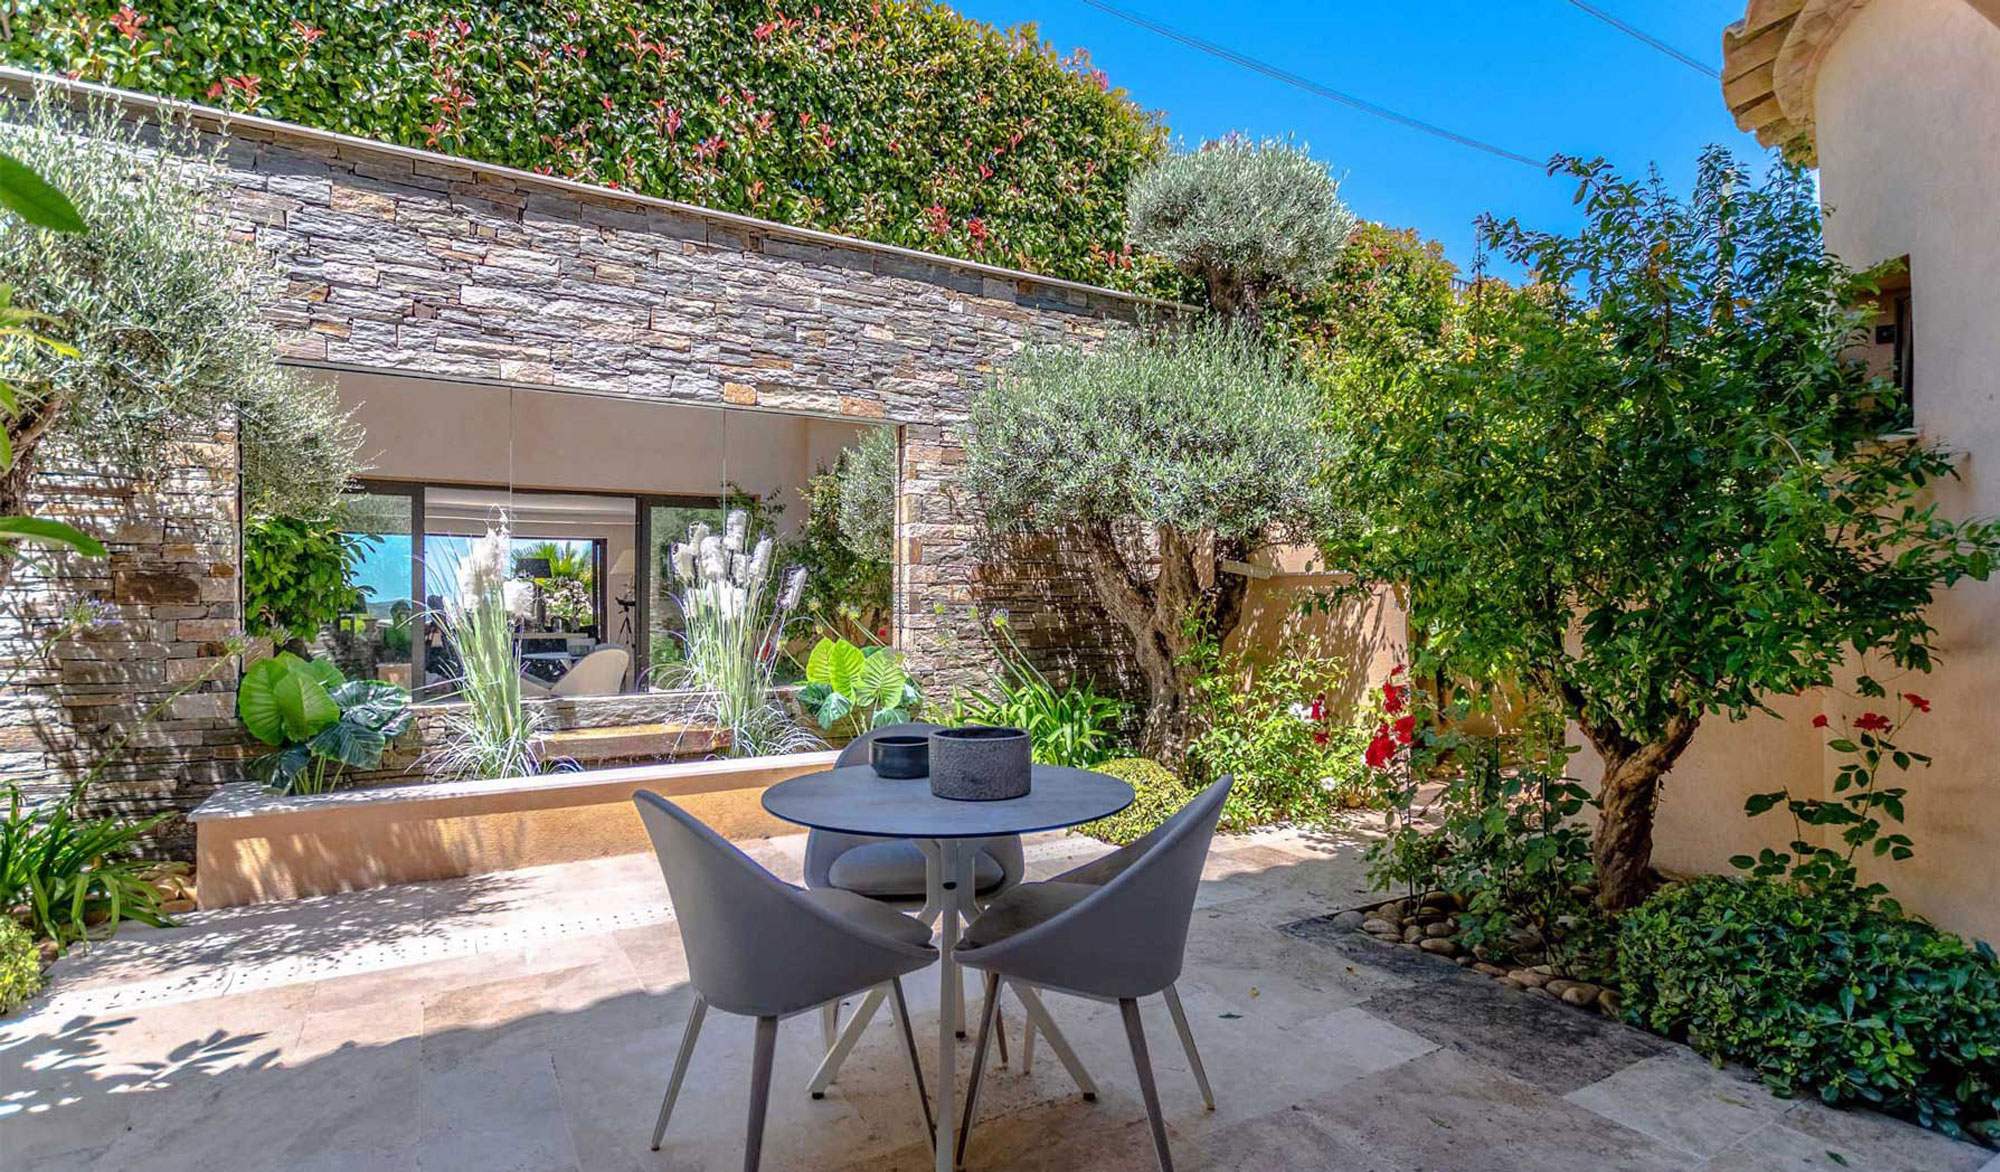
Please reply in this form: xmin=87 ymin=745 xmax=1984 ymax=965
xmin=635 ymin=493 xmax=732 ymax=692
xmin=349 ymin=478 xmax=428 ymax=688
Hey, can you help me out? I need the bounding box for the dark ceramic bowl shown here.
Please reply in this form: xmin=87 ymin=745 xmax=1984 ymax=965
xmin=869 ymin=733 xmax=931 ymax=780
xmin=929 ymin=726 xmax=1032 ymax=801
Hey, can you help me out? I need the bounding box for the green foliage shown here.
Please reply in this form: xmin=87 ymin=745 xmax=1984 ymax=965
xmin=1071 ymin=757 xmax=1190 ymax=846
xmin=13 ymin=0 xmax=1173 ymax=291
xmin=1323 ymin=148 xmax=2000 ymax=907
xmin=1285 ymin=221 xmax=1459 ymax=389
xmin=238 ymin=652 xmax=413 ymax=793
xmin=1185 ymin=644 xmax=1372 ymax=830
xmin=794 ymin=446 xmax=892 ymax=637
xmin=0 ymin=784 xmax=169 ymax=948
xmin=1126 ymin=136 xmax=1356 ymax=320
xmin=243 ymin=514 xmax=371 ymax=649
xmin=799 ymin=635 xmax=922 ymax=731
xmin=0 ymin=916 xmax=42 ymax=1015
xmin=1619 ymin=875 xmax=2000 ymax=1140
xmin=1360 ymin=681 xmax=1610 ymax=972
xmin=0 ymin=145 xmax=105 ymax=566
xmin=836 ymin=426 xmax=897 ymax=564
xmin=969 ymin=319 xmax=1329 ymax=542
xmin=0 ymin=92 xmax=365 ymax=523
xmin=1737 ymin=696 xmax=1927 ymax=901
xmin=951 ymin=613 xmax=1126 ymax=768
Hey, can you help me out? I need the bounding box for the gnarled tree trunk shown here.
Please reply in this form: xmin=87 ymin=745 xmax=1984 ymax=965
xmin=1075 ymin=520 xmax=1248 ymax=768
xmin=1579 ymin=711 xmax=1700 ymax=911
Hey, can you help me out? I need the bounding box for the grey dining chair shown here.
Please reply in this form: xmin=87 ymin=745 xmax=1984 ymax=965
xmin=802 ymin=722 xmax=1025 ymax=902
xmin=632 ymin=791 xmax=939 ymax=1172
xmin=951 ymin=777 xmax=1233 ymax=1172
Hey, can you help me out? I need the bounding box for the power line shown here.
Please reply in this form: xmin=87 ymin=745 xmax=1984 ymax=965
xmin=1561 ymin=0 xmax=1720 ymax=78
xmin=1073 ymin=0 xmax=1546 ymax=168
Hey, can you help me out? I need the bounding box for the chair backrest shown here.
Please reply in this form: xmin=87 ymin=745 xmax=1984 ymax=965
xmin=958 ymin=776 xmax=1232 ymax=1000
xmin=808 ymin=722 xmax=1024 ymax=894
xmin=552 ymin=646 xmax=629 ymax=697
xmin=632 ymin=790 xmax=932 ymax=1017
xmin=833 ymin=720 xmax=946 ymax=768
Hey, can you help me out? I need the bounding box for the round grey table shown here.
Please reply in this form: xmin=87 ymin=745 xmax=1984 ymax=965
xmin=762 ymin=762 xmax=1133 ymax=1172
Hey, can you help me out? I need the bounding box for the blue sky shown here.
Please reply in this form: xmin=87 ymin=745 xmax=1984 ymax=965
xmin=953 ymin=0 xmax=1767 ymax=275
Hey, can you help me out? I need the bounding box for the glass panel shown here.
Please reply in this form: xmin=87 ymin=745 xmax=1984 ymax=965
xmin=322 ymin=488 xmax=417 ymax=690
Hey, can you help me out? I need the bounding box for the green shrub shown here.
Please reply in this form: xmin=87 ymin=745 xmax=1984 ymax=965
xmin=1071 ymin=758 xmax=1190 ymax=846
xmin=0 ymin=917 xmax=43 ymax=1015
xmin=243 ymin=515 xmax=372 ymax=652
xmin=13 ymin=0 xmax=1173 ymax=291
xmin=1186 ymin=649 xmax=1370 ymax=831
xmin=949 ymin=613 xmax=1126 ymax=769
xmin=1619 ymin=875 xmax=2000 ymax=1139
xmin=0 ymin=784 xmax=171 ymax=949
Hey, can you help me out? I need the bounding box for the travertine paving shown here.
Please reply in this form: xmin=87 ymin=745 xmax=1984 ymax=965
xmin=3 ymin=821 xmax=1991 ymax=1171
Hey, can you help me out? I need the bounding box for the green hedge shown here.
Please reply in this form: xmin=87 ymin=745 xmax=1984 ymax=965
xmin=1619 ymin=875 xmax=2000 ymax=1140
xmin=14 ymin=0 xmax=1175 ymax=291
xmin=1072 ymin=757 xmax=1188 ymax=846
xmin=0 ymin=918 xmax=42 ymax=1016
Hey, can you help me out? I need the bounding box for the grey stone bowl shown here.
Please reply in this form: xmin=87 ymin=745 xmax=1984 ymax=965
xmin=928 ymin=726 xmax=1032 ymax=801
xmin=869 ymin=733 xmax=930 ymax=780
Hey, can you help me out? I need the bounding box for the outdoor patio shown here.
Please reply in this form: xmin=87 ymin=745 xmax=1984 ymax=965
xmin=6 ymin=822 xmax=1987 ymax=1172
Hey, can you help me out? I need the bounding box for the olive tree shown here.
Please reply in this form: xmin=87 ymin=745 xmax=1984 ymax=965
xmin=965 ymin=320 xmax=1332 ymax=759
xmin=0 ymin=92 xmax=364 ymax=592
xmin=1127 ymin=136 xmax=1356 ymax=324
xmin=1325 ymin=149 xmax=2000 ymax=910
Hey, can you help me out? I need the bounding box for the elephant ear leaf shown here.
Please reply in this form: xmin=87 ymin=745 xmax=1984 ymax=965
xmin=857 ymin=651 xmax=908 ymax=708
xmin=0 ymin=150 xmax=85 ymax=232
xmin=329 ymin=680 xmax=412 ymax=738
xmin=310 ymin=719 xmax=387 ymax=770
xmin=805 ymin=638 xmax=865 ymax=696
xmin=273 ymin=663 xmax=339 ymax=742
xmin=300 ymin=657 xmax=346 ymax=691
xmin=237 ymin=657 xmax=296 ymax=746
xmin=250 ymin=744 xmax=313 ymax=792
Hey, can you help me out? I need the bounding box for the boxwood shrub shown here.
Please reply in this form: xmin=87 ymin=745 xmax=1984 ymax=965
xmin=1072 ymin=757 xmax=1189 ymax=846
xmin=1618 ymin=875 xmax=2000 ymax=1140
xmin=0 ymin=918 xmax=44 ymax=1017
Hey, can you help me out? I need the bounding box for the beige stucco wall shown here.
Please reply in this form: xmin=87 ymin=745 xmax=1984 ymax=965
xmin=1620 ymin=0 xmax=2000 ymax=944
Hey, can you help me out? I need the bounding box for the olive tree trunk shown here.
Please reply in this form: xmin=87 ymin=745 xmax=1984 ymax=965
xmin=0 ymin=392 xmax=67 ymax=596
xmin=1577 ymin=711 xmax=1700 ymax=911
xmin=1074 ymin=521 xmax=1247 ymax=767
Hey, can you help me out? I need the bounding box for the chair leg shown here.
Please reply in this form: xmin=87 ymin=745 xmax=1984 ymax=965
xmin=955 ymin=972 xmax=1004 ymax=1170
xmin=1162 ymin=984 xmax=1215 ymax=1111
xmin=1020 ymin=1006 xmax=1035 ymax=1074
xmin=650 ymin=994 xmax=708 ymax=1151
xmin=744 ymin=1016 xmax=779 ymax=1172
xmin=995 ymin=998 xmax=1009 ymax=1068
xmin=888 ymin=977 xmax=934 ymax=1146
xmin=1119 ymin=998 xmax=1175 ymax=1172
xmin=821 ymin=1000 xmax=839 ymax=1050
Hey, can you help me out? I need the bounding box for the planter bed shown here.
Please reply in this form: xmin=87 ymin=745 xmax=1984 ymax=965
xmin=189 ymin=751 xmax=836 ymax=908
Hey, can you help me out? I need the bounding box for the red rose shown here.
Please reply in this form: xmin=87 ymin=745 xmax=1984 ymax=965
xmin=1382 ymin=682 xmax=1408 ymax=715
xmin=1810 ymin=714 xmax=1829 ymax=728
xmin=1393 ymin=714 xmax=1417 ymax=745
xmin=1312 ymin=729 xmax=1329 ymax=746
xmin=1903 ymin=692 xmax=1931 ymax=713
xmin=1855 ymin=712 xmax=1892 ymax=732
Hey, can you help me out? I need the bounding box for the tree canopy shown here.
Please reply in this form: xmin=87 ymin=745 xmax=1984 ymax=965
xmin=1323 ymin=149 xmax=2000 ymax=908
xmin=13 ymin=0 xmax=1176 ymax=292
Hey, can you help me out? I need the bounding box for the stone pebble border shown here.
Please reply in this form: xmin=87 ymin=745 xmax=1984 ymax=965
xmin=1330 ymin=891 xmax=1624 ymax=1018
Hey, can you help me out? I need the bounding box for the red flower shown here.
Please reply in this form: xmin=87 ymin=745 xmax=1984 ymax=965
xmin=1363 ymin=724 xmax=1397 ymax=769
xmin=924 ymin=204 xmax=950 ymax=236
xmin=1855 ymin=712 xmax=1892 ymax=732
xmin=1382 ymin=682 xmax=1407 ymax=715
xmin=1810 ymin=714 xmax=1829 ymax=728
xmin=1390 ymin=662 xmax=1408 ymax=677
xmin=599 ymin=94 xmax=614 ymax=112
xmin=1308 ymin=692 xmax=1325 ymax=723
xmin=1903 ymin=692 xmax=1931 ymax=713
xmin=1393 ymin=714 xmax=1417 ymax=745
xmin=967 ymin=217 xmax=988 ymax=239
xmin=1312 ymin=729 xmax=1329 ymax=746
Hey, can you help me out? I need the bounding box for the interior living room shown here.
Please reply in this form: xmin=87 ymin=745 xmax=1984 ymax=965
xmin=300 ymin=369 xmax=890 ymax=708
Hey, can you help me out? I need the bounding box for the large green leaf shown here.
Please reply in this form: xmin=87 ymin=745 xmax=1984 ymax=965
xmin=0 ymin=150 xmax=85 ymax=233
xmin=805 ymin=638 xmax=865 ymax=695
xmin=236 ymin=656 xmax=297 ymax=745
xmin=310 ymin=719 xmax=388 ymax=769
xmin=328 ymin=679 xmax=413 ymax=737
xmin=0 ymin=516 xmax=106 ymax=558
xmin=857 ymin=650 xmax=909 ymax=708
xmin=273 ymin=668 xmax=339 ymax=742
